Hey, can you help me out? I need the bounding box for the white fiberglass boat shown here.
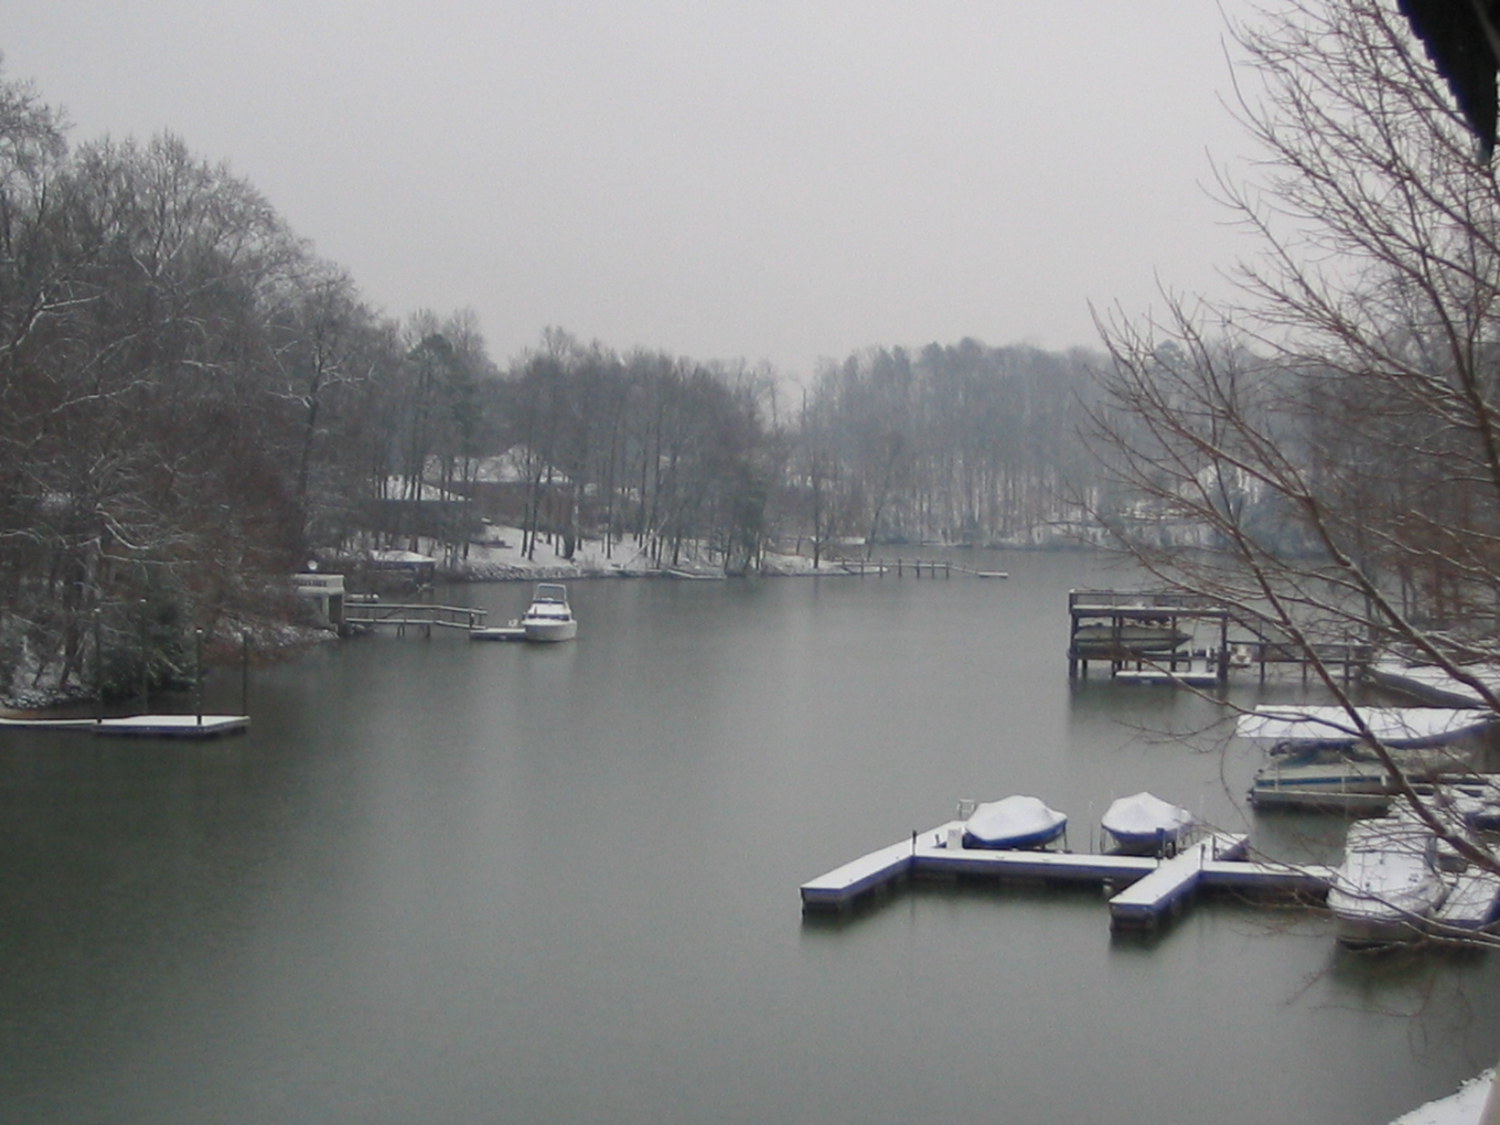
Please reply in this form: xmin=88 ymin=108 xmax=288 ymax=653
xmin=1100 ymin=791 xmax=1195 ymax=855
xmin=1327 ymin=815 xmax=1448 ymax=946
xmin=519 ymin=583 xmax=578 ymax=642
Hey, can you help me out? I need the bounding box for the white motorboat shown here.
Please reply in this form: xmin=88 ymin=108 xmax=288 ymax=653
xmin=1327 ymin=815 xmax=1448 ymax=946
xmin=519 ymin=583 xmax=578 ymax=642
xmin=1100 ymin=791 xmax=1195 ymax=855
xmin=960 ymin=795 xmax=1068 ymax=851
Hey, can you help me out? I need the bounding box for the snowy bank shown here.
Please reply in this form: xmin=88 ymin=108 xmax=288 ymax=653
xmin=426 ymin=526 xmax=848 ymax=581
xmin=1392 ymin=1069 xmax=1493 ymax=1125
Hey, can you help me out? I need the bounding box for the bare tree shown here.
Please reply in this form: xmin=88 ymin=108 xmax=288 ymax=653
xmin=1089 ymin=0 xmax=1500 ymax=921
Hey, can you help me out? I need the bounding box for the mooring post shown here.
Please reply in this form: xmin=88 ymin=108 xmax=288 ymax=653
xmin=138 ymin=598 xmax=149 ymax=712
xmin=194 ymin=628 xmax=204 ymax=726
xmin=94 ymin=608 xmax=103 ymax=724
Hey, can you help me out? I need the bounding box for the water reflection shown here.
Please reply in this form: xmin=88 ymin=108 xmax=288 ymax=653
xmin=1 ymin=551 xmax=1496 ymax=1125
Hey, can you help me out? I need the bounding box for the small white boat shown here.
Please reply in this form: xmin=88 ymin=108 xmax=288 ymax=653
xmin=519 ymin=583 xmax=578 ymax=642
xmin=961 ymin=795 xmax=1068 ymax=850
xmin=1327 ymin=816 xmax=1448 ymax=946
xmin=1100 ymin=791 xmax=1195 ymax=855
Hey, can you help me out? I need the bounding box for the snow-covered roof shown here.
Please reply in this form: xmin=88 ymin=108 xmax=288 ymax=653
xmin=1236 ymin=705 xmax=1493 ymax=747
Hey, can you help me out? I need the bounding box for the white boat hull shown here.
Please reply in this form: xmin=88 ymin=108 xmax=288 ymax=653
xmin=523 ymin=618 xmax=578 ymax=643
xmin=518 ymin=582 xmax=578 ymax=643
xmin=1327 ymin=818 xmax=1448 ymax=946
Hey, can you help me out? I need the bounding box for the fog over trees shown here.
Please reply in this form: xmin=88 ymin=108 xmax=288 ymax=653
xmin=0 ymin=62 xmax=1124 ymax=702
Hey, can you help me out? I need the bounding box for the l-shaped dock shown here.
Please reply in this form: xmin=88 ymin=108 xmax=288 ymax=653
xmin=801 ymin=822 xmax=1333 ymax=933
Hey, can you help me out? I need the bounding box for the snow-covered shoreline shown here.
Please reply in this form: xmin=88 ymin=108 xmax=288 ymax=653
xmin=1391 ymin=1069 xmax=1492 ymax=1125
xmin=428 ymin=525 xmax=858 ymax=582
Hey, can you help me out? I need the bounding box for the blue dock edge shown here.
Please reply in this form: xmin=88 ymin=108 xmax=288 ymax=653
xmin=801 ymin=822 xmax=1333 ymax=932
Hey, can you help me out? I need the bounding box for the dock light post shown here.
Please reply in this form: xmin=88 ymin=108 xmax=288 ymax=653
xmin=93 ymin=608 xmax=103 ymax=724
xmin=138 ymin=598 xmax=149 ymax=711
xmin=194 ymin=628 xmax=203 ymax=726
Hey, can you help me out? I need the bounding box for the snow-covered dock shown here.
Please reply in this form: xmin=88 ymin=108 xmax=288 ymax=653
xmin=801 ymin=823 xmax=1326 ymax=932
xmin=0 ymin=714 xmax=249 ymax=738
xmin=1106 ymin=834 xmax=1248 ymax=929
xmin=469 ymin=625 xmax=526 ymax=641
xmin=1111 ymin=662 xmax=1221 ymax=688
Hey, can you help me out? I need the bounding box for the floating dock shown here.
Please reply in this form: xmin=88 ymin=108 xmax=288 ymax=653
xmin=0 ymin=713 xmax=250 ymax=739
xmin=1112 ymin=662 xmax=1222 ymax=688
xmin=469 ymin=625 xmax=526 ymax=642
xmin=801 ymin=822 xmax=1328 ymax=933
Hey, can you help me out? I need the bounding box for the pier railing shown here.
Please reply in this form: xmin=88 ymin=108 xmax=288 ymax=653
xmin=1068 ymin=589 xmax=1222 ymax=611
xmin=342 ymin=603 xmax=487 ymax=633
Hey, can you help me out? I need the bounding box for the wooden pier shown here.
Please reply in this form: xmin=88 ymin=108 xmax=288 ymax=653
xmin=829 ymin=558 xmax=1008 ymax=578
xmin=0 ymin=713 xmax=250 ymax=739
xmin=1068 ymin=590 xmax=1372 ymax=683
xmin=1068 ymin=590 xmax=1229 ymax=683
xmin=342 ymin=602 xmax=487 ymax=636
xmin=801 ymin=822 xmax=1329 ymax=933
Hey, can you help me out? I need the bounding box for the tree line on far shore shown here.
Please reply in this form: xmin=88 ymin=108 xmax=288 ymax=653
xmin=0 ymin=62 xmax=1118 ymax=701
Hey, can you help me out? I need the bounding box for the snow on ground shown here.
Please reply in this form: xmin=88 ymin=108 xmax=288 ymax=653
xmin=1391 ymin=1070 xmax=1492 ymax=1125
xmin=440 ymin=525 xmax=831 ymax=580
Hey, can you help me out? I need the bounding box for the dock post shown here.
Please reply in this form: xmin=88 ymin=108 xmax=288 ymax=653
xmin=94 ymin=609 xmax=103 ymax=724
xmin=139 ymin=598 xmax=149 ymax=712
xmin=194 ymin=628 xmax=204 ymax=726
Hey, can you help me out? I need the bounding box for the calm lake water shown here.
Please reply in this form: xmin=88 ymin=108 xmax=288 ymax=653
xmin=3 ymin=550 xmax=1498 ymax=1124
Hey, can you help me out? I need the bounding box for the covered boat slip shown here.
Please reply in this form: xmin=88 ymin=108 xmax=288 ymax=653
xmin=1236 ymin=705 xmax=1496 ymax=749
xmin=1067 ymin=590 xmax=1227 ymax=680
xmin=1066 ymin=589 xmax=1374 ymax=683
xmin=1368 ymin=660 xmax=1500 ymax=709
xmin=1240 ymin=702 xmax=1498 ymax=811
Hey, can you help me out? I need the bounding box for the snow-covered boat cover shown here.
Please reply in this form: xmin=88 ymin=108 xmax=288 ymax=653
xmin=1101 ymin=791 xmax=1194 ymax=840
xmin=1235 ymin=705 xmax=1493 ymax=747
xmin=1327 ymin=818 xmax=1446 ymax=924
xmin=963 ymin=795 xmax=1067 ymax=847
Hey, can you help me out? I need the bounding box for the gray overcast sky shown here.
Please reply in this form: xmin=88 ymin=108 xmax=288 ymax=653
xmin=7 ymin=1 xmax=1261 ymax=376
